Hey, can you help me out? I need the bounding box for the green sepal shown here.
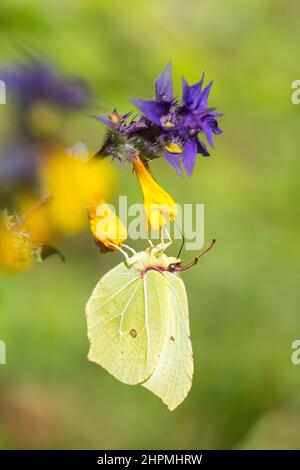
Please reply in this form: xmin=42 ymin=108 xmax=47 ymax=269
xmin=34 ymin=245 xmax=65 ymax=264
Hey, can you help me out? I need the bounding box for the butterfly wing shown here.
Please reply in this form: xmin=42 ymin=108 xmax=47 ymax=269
xmin=85 ymin=256 xmax=168 ymax=385
xmin=142 ymin=272 xmax=193 ymax=411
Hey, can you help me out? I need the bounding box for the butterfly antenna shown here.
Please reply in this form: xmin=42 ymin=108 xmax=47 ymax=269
xmin=180 ymin=239 xmax=216 ymax=270
xmin=174 ymin=220 xmax=185 ymax=259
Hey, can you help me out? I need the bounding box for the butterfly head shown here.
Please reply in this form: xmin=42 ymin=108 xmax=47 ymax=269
xmin=165 ymin=239 xmax=217 ymax=274
xmin=167 ymin=261 xmax=182 ymax=273
xmin=140 ymin=239 xmax=216 ymax=277
xmin=170 ymin=239 xmax=216 ymax=272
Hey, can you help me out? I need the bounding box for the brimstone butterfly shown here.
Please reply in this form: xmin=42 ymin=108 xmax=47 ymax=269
xmin=85 ymin=239 xmax=216 ymax=411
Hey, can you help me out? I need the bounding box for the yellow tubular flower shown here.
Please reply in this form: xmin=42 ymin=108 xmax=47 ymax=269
xmin=19 ymin=194 xmax=55 ymax=246
xmin=88 ymin=198 xmax=127 ymax=252
xmin=42 ymin=151 xmax=116 ymax=235
xmin=0 ymin=213 xmax=34 ymax=273
xmin=132 ymin=155 xmax=178 ymax=232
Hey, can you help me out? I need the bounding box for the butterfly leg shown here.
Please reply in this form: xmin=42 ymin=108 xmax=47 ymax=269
xmin=109 ymin=242 xmax=130 ymax=262
xmin=121 ymin=244 xmax=137 ymax=256
xmin=151 ymin=227 xmax=173 ymax=256
xmin=165 ymin=227 xmax=172 ymax=245
xmin=161 ymin=226 xmax=172 ymax=251
xmin=110 ymin=242 xmax=141 ymax=266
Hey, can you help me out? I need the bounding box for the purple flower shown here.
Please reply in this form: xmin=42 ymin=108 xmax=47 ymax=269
xmin=95 ymin=62 xmax=175 ymax=137
xmin=131 ymin=62 xmax=174 ymax=127
xmin=0 ymin=60 xmax=91 ymax=109
xmin=93 ymin=110 xmax=149 ymax=136
xmin=95 ymin=63 xmax=222 ymax=176
xmin=131 ymin=63 xmax=223 ymax=175
xmin=0 ymin=60 xmax=92 ymax=203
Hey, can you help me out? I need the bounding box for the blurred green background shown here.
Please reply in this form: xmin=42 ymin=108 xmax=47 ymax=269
xmin=1 ymin=0 xmax=300 ymax=449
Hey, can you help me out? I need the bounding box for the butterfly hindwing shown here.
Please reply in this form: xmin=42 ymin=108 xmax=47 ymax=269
xmin=142 ymin=270 xmax=193 ymax=411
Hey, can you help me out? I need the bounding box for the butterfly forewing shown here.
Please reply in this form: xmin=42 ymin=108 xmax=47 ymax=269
xmin=86 ymin=254 xmax=169 ymax=385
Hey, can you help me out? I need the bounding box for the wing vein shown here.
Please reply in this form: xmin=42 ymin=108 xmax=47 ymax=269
xmin=118 ymin=281 xmax=141 ymax=335
xmin=143 ymin=277 xmax=150 ymax=363
xmin=91 ymin=276 xmax=139 ymax=308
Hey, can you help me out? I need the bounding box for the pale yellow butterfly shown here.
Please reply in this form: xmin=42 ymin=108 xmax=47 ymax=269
xmin=85 ymin=239 xmax=216 ymax=411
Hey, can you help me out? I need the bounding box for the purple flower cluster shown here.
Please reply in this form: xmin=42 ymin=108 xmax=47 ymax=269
xmin=0 ymin=60 xmax=92 ymax=202
xmin=0 ymin=60 xmax=91 ymax=109
xmin=96 ymin=63 xmax=222 ymax=176
xmin=95 ymin=110 xmax=149 ymax=136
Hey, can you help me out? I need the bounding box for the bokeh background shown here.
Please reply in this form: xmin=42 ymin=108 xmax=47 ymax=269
xmin=1 ymin=0 xmax=300 ymax=449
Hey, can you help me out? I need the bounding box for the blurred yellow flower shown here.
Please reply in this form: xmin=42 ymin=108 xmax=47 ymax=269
xmin=42 ymin=150 xmax=116 ymax=235
xmin=132 ymin=156 xmax=177 ymax=231
xmin=19 ymin=194 xmax=55 ymax=246
xmin=88 ymin=198 xmax=127 ymax=252
xmin=0 ymin=211 xmax=34 ymax=273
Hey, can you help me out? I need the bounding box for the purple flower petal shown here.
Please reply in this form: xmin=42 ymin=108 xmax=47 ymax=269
xmin=183 ymin=139 xmax=197 ymax=176
xmin=155 ymin=62 xmax=173 ymax=102
xmin=209 ymin=118 xmax=223 ymax=135
xmin=197 ymin=138 xmax=210 ymax=156
xmin=181 ymin=77 xmax=190 ymax=105
xmin=181 ymin=74 xmax=204 ymax=109
xmin=202 ymin=121 xmax=214 ymax=147
xmin=92 ymin=114 xmax=113 ymax=128
xmin=122 ymin=111 xmax=132 ymax=121
xmin=122 ymin=117 xmax=149 ymax=136
xmin=199 ymin=81 xmax=213 ymax=109
xmin=131 ymin=98 xmax=169 ymax=126
xmin=164 ymin=151 xmax=182 ymax=176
